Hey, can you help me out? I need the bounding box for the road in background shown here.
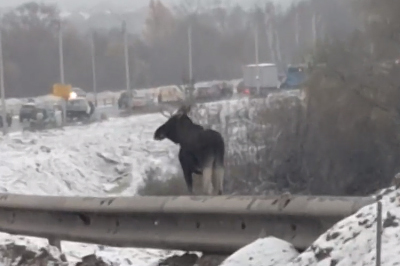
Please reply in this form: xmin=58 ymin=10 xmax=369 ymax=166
xmin=7 ymin=104 xmax=120 ymax=133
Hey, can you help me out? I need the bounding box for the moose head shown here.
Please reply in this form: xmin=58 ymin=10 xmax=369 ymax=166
xmin=153 ymin=104 xmax=196 ymax=144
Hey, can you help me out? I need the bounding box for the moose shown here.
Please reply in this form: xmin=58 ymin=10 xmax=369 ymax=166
xmin=153 ymin=104 xmax=225 ymax=195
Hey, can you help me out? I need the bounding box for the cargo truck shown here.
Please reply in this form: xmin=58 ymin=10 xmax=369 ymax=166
xmin=242 ymin=63 xmax=280 ymax=96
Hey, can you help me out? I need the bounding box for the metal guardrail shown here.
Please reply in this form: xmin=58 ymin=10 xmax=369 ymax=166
xmin=0 ymin=194 xmax=374 ymax=254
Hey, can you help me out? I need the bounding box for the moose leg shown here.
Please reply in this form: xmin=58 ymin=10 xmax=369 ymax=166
xmin=212 ymin=149 xmax=225 ymax=195
xmin=183 ymin=168 xmax=194 ymax=194
xmin=202 ymin=159 xmax=214 ymax=195
xmin=192 ymin=172 xmax=203 ymax=195
xmin=212 ymin=166 xmax=225 ymax=195
xmin=179 ymin=149 xmax=193 ymax=194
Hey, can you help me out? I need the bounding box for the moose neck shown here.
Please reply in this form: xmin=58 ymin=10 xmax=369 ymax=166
xmin=174 ymin=118 xmax=203 ymax=148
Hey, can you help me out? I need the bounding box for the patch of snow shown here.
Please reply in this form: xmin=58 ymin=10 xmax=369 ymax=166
xmin=220 ymin=237 xmax=299 ymax=266
xmin=0 ymin=232 xmax=191 ymax=266
xmin=0 ymin=114 xmax=179 ymax=196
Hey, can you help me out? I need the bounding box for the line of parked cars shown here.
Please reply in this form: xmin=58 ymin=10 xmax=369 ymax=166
xmin=117 ymin=80 xmax=236 ymax=113
xmin=16 ymin=87 xmax=96 ymax=130
xmin=18 ymin=100 xmax=61 ymax=130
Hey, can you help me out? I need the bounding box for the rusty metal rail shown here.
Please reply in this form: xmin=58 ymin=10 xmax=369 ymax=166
xmin=0 ymin=194 xmax=374 ymax=253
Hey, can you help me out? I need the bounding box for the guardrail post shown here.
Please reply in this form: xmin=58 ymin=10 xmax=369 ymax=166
xmin=376 ymin=195 xmax=382 ymax=266
xmin=48 ymin=236 xmax=62 ymax=251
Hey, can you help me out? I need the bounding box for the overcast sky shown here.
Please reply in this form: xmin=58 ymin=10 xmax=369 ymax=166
xmin=0 ymin=0 xmax=298 ymax=10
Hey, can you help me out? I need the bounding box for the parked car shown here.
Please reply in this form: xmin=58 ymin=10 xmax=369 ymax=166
xmin=19 ymin=103 xmax=38 ymax=122
xmin=118 ymin=91 xmax=131 ymax=109
xmin=27 ymin=105 xmax=61 ymax=130
xmin=194 ymin=81 xmax=233 ymax=101
xmin=219 ymin=81 xmax=234 ymax=98
xmin=118 ymin=90 xmax=155 ymax=110
xmin=71 ymin=87 xmax=87 ymax=97
xmin=19 ymin=102 xmax=50 ymax=122
xmin=66 ymin=97 xmax=95 ymax=121
xmin=156 ymin=85 xmax=185 ymax=103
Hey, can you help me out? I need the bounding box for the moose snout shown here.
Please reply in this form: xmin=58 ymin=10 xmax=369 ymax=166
xmin=153 ymin=132 xmax=164 ymax=141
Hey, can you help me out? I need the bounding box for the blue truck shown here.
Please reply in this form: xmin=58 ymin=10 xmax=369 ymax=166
xmin=279 ymin=64 xmax=309 ymax=89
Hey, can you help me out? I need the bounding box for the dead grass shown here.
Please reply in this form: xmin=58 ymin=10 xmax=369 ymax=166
xmin=136 ymin=167 xmax=189 ymax=196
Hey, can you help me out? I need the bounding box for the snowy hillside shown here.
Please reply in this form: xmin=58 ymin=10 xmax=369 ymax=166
xmin=0 ymin=90 xmax=301 ymax=196
xmin=0 ymin=91 xmax=304 ymax=265
xmin=0 ymin=113 xmax=179 ymax=196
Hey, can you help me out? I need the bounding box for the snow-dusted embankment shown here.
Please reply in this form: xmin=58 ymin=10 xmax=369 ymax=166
xmin=0 ymin=91 xmax=304 ymax=266
xmin=0 ymin=114 xmax=179 ymax=196
xmin=0 ymin=90 xmax=302 ymax=196
xmin=0 ymin=113 xmax=188 ymax=264
xmin=221 ymin=187 xmax=400 ymax=266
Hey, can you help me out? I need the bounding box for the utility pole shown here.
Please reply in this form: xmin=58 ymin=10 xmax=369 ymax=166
xmin=58 ymin=19 xmax=66 ymax=125
xmin=188 ymin=25 xmax=193 ymax=84
xmin=295 ymin=12 xmax=299 ymax=48
xmin=90 ymin=30 xmax=97 ymax=106
xmin=188 ymin=24 xmax=193 ymax=101
xmin=0 ymin=17 xmax=7 ymax=135
xmin=122 ymin=20 xmax=131 ymax=108
xmin=312 ymin=13 xmax=317 ymax=47
xmin=274 ymin=29 xmax=282 ymax=63
xmin=255 ymin=24 xmax=260 ymax=96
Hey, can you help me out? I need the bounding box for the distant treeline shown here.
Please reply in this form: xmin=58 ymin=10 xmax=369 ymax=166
xmin=1 ymin=0 xmax=355 ymax=98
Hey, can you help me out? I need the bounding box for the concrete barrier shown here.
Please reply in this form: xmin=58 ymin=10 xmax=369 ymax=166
xmin=0 ymin=194 xmax=374 ymax=254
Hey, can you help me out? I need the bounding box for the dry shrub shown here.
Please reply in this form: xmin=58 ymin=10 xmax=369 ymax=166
xmin=137 ymin=167 xmax=189 ymax=196
xmin=100 ymin=112 xmax=108 ymax=121
xmin=223 ymin=94 xmax=306 ymax=195
xmin=299 ymin=65 xmax=400 ymax=195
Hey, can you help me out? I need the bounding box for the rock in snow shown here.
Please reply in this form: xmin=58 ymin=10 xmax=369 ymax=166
xmin=0 ymin=241 xmax=66 ymax=266
xmin=220 ymin=237 xmax=299 ymax=266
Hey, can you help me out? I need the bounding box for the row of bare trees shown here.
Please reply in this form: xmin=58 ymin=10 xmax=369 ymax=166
xmin=1 ymin=0 xmax=354 ymax=98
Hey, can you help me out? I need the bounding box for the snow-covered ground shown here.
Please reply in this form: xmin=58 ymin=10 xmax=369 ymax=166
xmin=221 ymin=187 xmax=400 ymax=266
xmin=0 ymin=113 xmax=179 ymax=196
xmin=220 ymin=237 xmax=299 ymax=266
xmin=0 ymin=90 xmax=312 ymax=265
xmin=0 ymin=232 xmax=195 ymax=266
xmin=0 ymin=90 xmax=301 ymax=196
xmin=3 ymin=89 xmax=397 ymax=265
xmin=0 ymin=104 xmax=205 ymax=265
